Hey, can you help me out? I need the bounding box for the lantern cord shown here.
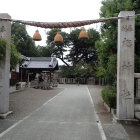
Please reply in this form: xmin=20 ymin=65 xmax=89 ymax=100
xmin=0 ymin=14 xmax=139 ymax=29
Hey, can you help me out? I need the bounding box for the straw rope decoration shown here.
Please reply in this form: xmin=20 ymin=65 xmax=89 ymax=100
xmin=0 ymin=15 xmax=139 ymax=28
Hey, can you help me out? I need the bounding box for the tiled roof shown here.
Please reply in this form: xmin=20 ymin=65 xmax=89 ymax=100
xmin=21 ymin=57 xmax=58 ymax=70
xmin=30 ymin=57 xmax=51 ymax=61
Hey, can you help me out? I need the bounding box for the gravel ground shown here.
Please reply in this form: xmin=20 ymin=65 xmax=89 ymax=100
xmin=8 ymin=87 xmax=64 ymax=121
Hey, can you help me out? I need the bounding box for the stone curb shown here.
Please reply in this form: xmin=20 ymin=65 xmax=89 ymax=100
xmin=103 ymin=101 xmax=139 ymax=125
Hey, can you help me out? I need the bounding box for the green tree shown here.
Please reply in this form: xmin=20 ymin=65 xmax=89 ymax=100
xmin=11 ymin=23 xmax=39 ymax=57
xmin=74 ymin=61 xmax=95 ymax=78
xmin=96 ymin=0 xmax=140 ymax=86
xmin=10 ymin=42 xmax=20 ymax=70
xmin=36 ymin=45 xmax=52 ymax=57
xmin=68 ymin=28 xmax=100 ymax=66
xmin=58 ymin=65 xmax=74 ymax=78
xmin=46 ymin=27 xmax=100 ymax=79
xmin=46 ymin=28 xmax=100 ymax=70
xmin=69 ymin=28 xmax=100 ymax=79
xmin=0 ymin=39 xmax=20 ymax=70
xmin=46 ymin=29 xmax=70 ymax=66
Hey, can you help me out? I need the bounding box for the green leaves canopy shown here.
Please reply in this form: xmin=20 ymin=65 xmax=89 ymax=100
xmin=46 ymin=29 xmax=70 ymax=66
xmin=68 ymin=28 xmax=100 ymax=65
xmin=96 ymin=0 xmax=140 ymax=86
xmin=11 ymin=23 xmax=38 ymax=57
xmin=10 ymin=42 xmax=20 ymax=70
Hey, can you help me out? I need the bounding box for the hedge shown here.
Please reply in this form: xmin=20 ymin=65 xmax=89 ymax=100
xmin=101 ymin=87 xmax=116 ymax=109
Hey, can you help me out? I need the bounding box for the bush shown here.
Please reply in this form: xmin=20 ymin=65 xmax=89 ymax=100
xmin=101 ymin=87 xmax=116 ymax=109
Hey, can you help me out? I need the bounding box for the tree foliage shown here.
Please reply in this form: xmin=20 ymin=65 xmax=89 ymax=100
xmin=58 ymin=66 xmax=74 ymax=78
xmin=46 ymin=29 xmax=70 ymax=66
xmin=10 ymin=42 xmax=20 ymax=70
xmin=46 ymin=28 xmax=100 ymax=78
xmin=46 ymin=28 xmax=100 ymax=68
xmin=74 ymin=61 xmax=95 ymax=78
xmin=36 ymin=45 xmax=52 ymax=57
xmin=68 ymin=28 xmax=100 ymax=66
xmin=0 ymin=39 xmax=20 ymax=70
xmin=96 ymin=0 xmax=140 ymax=86
xmin=11 ymin=23 xmax=38 ymax=57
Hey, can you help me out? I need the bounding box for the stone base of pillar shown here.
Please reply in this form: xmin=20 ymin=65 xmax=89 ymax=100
xmin=112 ymin=113 xmax=139 ymax=125
xmin=0 ymin=111 xmax=13 ymax=119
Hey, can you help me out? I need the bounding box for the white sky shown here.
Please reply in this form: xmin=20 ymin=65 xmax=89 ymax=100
xmin=0 ymin=0 xmax=102 ymax=45
xmin=0 ymin=0 xmax=102 ymax=64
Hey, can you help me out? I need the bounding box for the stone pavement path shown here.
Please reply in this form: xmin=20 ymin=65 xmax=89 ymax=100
xmin=88 ymin=85 xmax=140 ymax=140
xmin=0 ymin=85 xmax=105 ymax=140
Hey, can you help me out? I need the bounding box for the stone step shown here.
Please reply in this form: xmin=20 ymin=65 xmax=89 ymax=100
xmin=134 ymin=99 xmax=140 ymax=119
xmin=135 ymin=104 xmax=140 ymax=111
xmin=134 ymin=98 xmax=140 ymax=104
xmin=135 ymin=112 xmax=140 ymax=120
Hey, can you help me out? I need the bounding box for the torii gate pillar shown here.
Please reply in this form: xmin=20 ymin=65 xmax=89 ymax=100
xmin=117 ymin=11 xmax=135 ymax=119
xmin=0 ymin=13 xmax=11 ymax=118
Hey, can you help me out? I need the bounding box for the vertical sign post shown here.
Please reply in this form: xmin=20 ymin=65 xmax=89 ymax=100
xmin=117 ymin=11 xmax=135 ymax=119
xmin=0 ymin=14 xmax=11 ymax=118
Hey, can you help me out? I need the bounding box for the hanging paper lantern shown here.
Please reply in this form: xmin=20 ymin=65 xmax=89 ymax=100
xmin=78 ymin=29 xmax=89 ymax=40
xmin=32 ymin=30 xmax=42 ymax=41
xmin=53 ymin=32 xmax=63 ymax=44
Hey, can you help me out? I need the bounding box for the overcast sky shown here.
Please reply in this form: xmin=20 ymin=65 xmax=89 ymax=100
xmin=0 ymin=0 xmax=102 ymax=46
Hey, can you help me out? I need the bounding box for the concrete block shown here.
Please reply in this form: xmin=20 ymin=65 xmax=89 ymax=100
xmin=113 ymin=113 xmax=139 ymax=125
xmin=134 ymin=104 xmax=140 ymax=112
xmin=134 ymin=98 xmax=140 ymax=104
xmin=135 ymin=112 xmax=140 ymax=120
xmin=103 ymin=124 xmax=130 ymax=140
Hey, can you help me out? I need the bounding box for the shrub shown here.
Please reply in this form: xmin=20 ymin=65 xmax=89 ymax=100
xmin=101 ymin=87 xmax=116 ymax=109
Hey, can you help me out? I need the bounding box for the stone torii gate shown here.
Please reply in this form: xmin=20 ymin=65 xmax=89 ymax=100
xmin=0 ymin=11 xmax=136 ymax=120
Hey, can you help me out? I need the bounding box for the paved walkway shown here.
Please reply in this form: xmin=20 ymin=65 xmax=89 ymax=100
xmin=0 ymin=85 xmax=105 ymax=140
xmin=89 ymin=85 xmax=140 ymax=140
